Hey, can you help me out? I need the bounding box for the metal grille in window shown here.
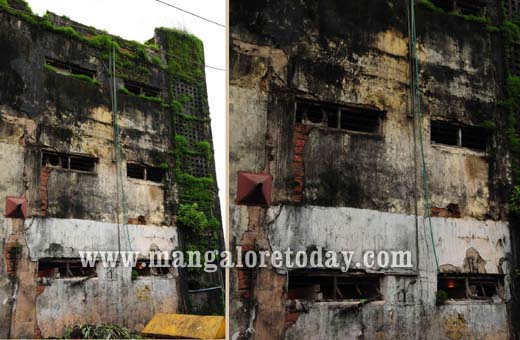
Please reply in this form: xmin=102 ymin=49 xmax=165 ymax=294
xmin=505 ymin=0 xmax=520 ymax=19
xmin=175 ymin=115 xmax=206 ymax=145
xmin=507 ymin=43 xmax=520 ymax=77
xmin=173 ymin=81 xmax=203 ymax=116
xmin=42 ymin=150 xmax=97 ymax=173
xmin=180 ymin=154 xmax=208 ymax=177
xmin=431 ymin=0 xmax=486 ymax=16
xmin=437 ymin=274 xmax=504 ymax=300
xmin=295 ymin=99 xmax=383 ymax=135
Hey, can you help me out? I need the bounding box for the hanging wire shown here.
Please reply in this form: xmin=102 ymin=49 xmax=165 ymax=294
xmin=409 ymin=0 xmax=440 ymax=272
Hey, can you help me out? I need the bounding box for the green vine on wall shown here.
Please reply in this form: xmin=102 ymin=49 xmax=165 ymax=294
xmin=158 ymin=27 xmax=221 ymax=267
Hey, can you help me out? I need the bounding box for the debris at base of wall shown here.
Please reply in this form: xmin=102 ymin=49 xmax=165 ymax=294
xmin=62 ymin=323 xmax=139 ymax=339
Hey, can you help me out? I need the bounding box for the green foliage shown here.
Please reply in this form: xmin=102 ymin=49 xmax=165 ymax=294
xmin=418 ymin=0 xmax=442 ymax=13
xmin=0 ymin=0 xmax=9 ymax=7
xmin=89 ymin=34 xmax=120 ymax=50
xmin=479 ymin=120 xmax=496 ymax=129
xmin=485 ymin=25 xmax=500 ymax=33
xmin=119 ymin=86 xmax=163 ymax=103
xmin=159 ymin=27 xmax=205 ymax=84
xmin=177 ymin=203 xmax=210 ymax=230
xmin=502 ymin=20 xmax=520 ymax=45
xmin=131 ymin=270 xmax=139 ymax=281
xmin=44 ymin=64 xmax=99 ymax=85
xmin=63 ymin=323 xmax=141 ymax=339
xmin=195 ymin=140 xmax=212 ymax=159
xmin=510 ymin=185 xmax=520 ymax=216
xmin=418 ymin=0 xmax=490 ymax=24
xmin=158 ymin=162 xmax=169 ymax=170
xmin=452 ymin=13 xmax=490 ymax=24
xmin=436 ymin=290 xmax=449 ymax=306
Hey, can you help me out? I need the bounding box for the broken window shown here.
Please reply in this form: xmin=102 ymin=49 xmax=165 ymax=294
xmin=127 ymin=163 xmax=164 ymax=183
xmin=45 ymin=57 xmax=96 ymax=80
xmin=42 ymin=150 xmax=97 ymax=173
xmin=430 ymin=120 xmax=489 ymax=151
xmin=288 ymin=271 xmax=381 ymax=302
xmin=123 ymin=79 xmax=161 ymax=98
xmin=133 ymin=260 xmax=170 ymax=277
xmin=507 ymin=43 xmax=520 ymax=77
xmin=505 ymin=0 xmax=520 ymax=20
xmin=295 ymin=99 xmax=384 ymax=134
xmin=431 ymin=120 xmax=459 ymax=147
xmin=340 ymin=107 xmax=381 ymax=133
xmin=38 ymin=259 xmax=96 ymax=278
xmin=431 ymin=0 xmax=486 ymax=16
xmin=437 ymin=274 xmax=504 ymax=300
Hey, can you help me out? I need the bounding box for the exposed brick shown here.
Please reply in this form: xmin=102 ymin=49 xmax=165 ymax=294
xmin=40 ymin=167 xmax=51 ymax=216
xmin=294 ymin=139 xmax=306 ymax=148
xmin=237 ymin=269 xmax=250 ymax=290
xmin=36 ymin=285 xmax=46 ymax=295
xmin=240 ymin=231 xmax=258 ymax=247
xmin=285 ymin=311 xmax=300 ymax=327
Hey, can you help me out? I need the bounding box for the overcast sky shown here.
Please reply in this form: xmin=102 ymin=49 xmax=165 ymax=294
xmin=27 ymin=0 xmax=227 ymax=228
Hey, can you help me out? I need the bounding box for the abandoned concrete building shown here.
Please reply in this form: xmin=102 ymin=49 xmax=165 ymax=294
xmin=0 ymin=0 xmax=223 ymax=338
xmin=230 ymin=0 xmax=520 ymax=339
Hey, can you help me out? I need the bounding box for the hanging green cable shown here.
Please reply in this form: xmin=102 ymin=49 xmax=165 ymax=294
xmin=409 ymin=0 xmax=439 ymax=272
xmin=112 ymin=46 xmax=133 ymax=252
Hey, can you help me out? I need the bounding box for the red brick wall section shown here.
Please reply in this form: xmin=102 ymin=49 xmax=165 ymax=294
xmin=293 ymin=124 xmax=310 ymax=203
xmin=4 ymin=242 xmax=21 ymax=276
xmin=285 ymin=311 xmax=300 ymax=330
xmin=237 ymin=231 xmax=257 ymax=298
xmin=40 ymin=166 xmax=51 ymax=216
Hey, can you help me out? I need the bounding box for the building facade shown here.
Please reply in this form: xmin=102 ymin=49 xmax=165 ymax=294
xmin=0 ymin=0 xmax=223 ymax=338
xmin=230 ymin=0 xmax=518 ymax=339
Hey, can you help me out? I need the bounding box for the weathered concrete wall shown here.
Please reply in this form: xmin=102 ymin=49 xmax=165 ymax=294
xmin=268 ymin=206 xmax=510 ymax=275
xmin=36 ymin=267 xmax=178 ymax=338
xmin=25 ymin=218 xmax=178 ymax=257
xmin=229 ymin=0 xmax=512 ymax=339
xmin=285 ymin=301 xmax=509 ymax=340
xmin=0 ymin=5 xmax=218 ymax=336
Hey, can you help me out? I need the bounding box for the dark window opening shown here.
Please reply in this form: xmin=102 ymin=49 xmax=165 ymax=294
xmin=461 ymin=125 xmax=489 ymax=151
xmin=45 ymin=57 xmax=96 ymax=80
xmin=431 ymin=0 xmax=486 ymax=16
xmin=124 ymin=80 xmax=161 ymax=98
xmin=295 ymin=99 xmax=384 ymax=134
xmin=340 ymin=108 xmax=381 ymax=133
xmin=431 ymin=120 xmax=459 ymax=147
xmin=288 ymin=271 xmax=381 ymax=301
xmin=127 ymin=163 xmax=164 ymax=183
xmin=431 ymin=120 xmax=489 ymax=151
xmin=38 ymin=259 xmax=96 ymax=278
xmin=133 ymin=260 xmax=170 ymax=276
xmin=127 ymin=163 xmax=145 ymax=179
xmin=147 ymin=167 xmax=164 ymax=182
xmin=431 ymin=0 xmax=455 ymax=12
xmin=437 ymin=274 xmax=503 ymax=300
xmin=70 ymin=156 xmax=96 ymax=172
xmin=42 ymin=150 xmax=97 ymax=173
xmin=456 ymin=0 xmax=486 ymax=16
xmin=507 ymin=44 xmax=520 ymax=77
xmin=505 ymin=0 xmax=520 ymax=20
